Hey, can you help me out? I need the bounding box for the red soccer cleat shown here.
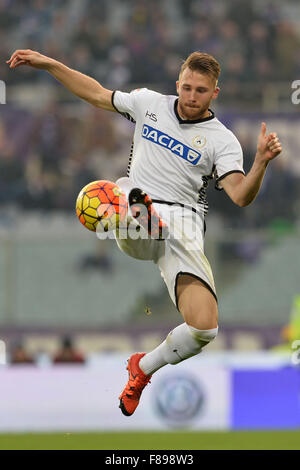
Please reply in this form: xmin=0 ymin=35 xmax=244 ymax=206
xmin=119 ymin=352 xmax=152 ymax=416
xmin=128 ymin=188 xmax=168 ymax=240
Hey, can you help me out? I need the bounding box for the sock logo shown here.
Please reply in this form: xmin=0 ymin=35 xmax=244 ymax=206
xmin=173 ymin=349 xmax=183 ymax=361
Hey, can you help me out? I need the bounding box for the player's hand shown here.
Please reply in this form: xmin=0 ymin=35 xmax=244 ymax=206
xmin=6 ymin=49 xmax=54 ymax=70
xmin=256 ymin=122 xmax=282 ymax=163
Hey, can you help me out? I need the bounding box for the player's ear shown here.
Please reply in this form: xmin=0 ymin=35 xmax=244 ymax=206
xmin=176 ymin=80 xmax=179 ymax=94
xmin=212 ymin=86 xmax=220 ymax=99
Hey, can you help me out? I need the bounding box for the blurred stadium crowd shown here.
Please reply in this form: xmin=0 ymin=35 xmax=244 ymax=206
xmin=0 ymin=0 xmax=299 ymax=228
xmin=1 ymin=0 xmax=300 ymax=88
xmin=8 ymin=335 xmax=86 ymax=365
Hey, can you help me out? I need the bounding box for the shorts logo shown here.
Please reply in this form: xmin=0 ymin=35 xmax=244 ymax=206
xmin=142 ymin=124 xmax=201 ymax=165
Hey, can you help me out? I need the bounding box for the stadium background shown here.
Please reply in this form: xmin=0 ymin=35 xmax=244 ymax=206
xmin=0 ymin=0 xmax=300 ymax=449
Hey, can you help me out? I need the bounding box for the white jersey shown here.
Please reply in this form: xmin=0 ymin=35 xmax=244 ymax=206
xmin=112 ymin=88 xmax=244 ymax=215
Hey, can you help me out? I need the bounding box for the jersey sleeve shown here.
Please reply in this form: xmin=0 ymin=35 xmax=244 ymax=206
xmin=111 ymin=88 xmax=151 ymax=123
xmin=214 ymin=133 xmax=245 ymax=190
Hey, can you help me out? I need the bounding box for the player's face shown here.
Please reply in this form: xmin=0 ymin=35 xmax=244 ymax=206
xmin=176 ymin=68 xmax=220 ymax=120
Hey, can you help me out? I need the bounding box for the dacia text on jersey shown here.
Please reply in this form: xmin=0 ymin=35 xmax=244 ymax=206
xmin=142 ymin=124 xmax=202 ymax=165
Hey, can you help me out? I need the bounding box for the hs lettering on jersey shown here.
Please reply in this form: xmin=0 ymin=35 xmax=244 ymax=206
xmin=142 ymin=124 xmax=202 ymax=165
xmin=145 ymin=110 xmax=157 ymax=122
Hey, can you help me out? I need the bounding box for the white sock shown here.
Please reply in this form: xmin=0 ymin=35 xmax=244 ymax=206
xmin=139 ymin=323 xmax=218 ymax=375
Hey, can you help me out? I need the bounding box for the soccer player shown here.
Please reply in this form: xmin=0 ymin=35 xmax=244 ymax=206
xmin=7 ymin=49 xmax=282 ymax=416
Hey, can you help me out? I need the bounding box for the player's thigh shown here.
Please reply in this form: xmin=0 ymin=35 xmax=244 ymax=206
xmin=176 ymin=274 xmax=218 ymax=330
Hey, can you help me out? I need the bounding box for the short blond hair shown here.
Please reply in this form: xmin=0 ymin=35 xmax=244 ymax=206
xmin=179 ymin=52 xmax=221 ymax=83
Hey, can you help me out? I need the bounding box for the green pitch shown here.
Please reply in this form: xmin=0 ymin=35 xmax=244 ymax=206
xmin=0 ymin=430 xmax=299 ymax=450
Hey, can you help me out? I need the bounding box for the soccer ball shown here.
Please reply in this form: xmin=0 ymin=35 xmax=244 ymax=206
xmin=76 ymin=180 xmax=128 ymax=232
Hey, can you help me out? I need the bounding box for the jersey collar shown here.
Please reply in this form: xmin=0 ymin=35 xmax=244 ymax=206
xmin=174 ymin=98 xmax=215 ymax=124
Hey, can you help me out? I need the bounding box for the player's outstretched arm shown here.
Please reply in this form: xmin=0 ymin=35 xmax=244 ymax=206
xmin=220 ymin=122 xmax=282 ymax=207
xmin=6 ymin=49 xmax=114 ymax=110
